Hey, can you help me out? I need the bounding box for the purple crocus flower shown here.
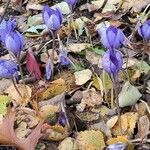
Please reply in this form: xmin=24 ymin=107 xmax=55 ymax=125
xmin=65 ymin=0 xmax=77 ymax=11
xmin=59 ymin=47 xmax=70 ymax=66
xmin=137 ymin=19 xmax=150 ymax=41
xmin=0 ymin=18 xmax=16 ymax=46
xmin=5 ymin=31 xmax=24 ymax=57
xmin=98 ymin=25 xmax=125 ymax=50
xmin=102 ymin=49 xmax=123 ymax=77
xmin=0 ymin=59 xmax=17 ymax=78
xmin=42 ymin=6 xmax=63 ymax=32
xmin=45 ymin=58 xmax=52 ymax=80
xmin=58 ymin=112 xmax=67 ymax=127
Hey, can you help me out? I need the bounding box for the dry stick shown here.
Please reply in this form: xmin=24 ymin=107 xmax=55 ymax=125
xmin=0 ymin=0 xmax=11 ymax=24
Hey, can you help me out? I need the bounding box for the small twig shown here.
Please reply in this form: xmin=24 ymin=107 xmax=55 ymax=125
xmin=0 ymin=0 xmax=11 ymax=24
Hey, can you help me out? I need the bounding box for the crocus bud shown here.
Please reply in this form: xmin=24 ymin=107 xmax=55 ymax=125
xmin=65 ymin=0 xmax=77 ymax=11
xmin=0 ymin=59 xmax=17 ymax=78
xmin=42 ymin=6 xmax=63 ymax=32
xmin=5 ymin=31 xmax=24 ymax=56
xmin=98 ymin=25 xmax=125 ymax=50
xmin=0 ymin=18 xmax=16 ymax=46
xmin=58 ymin=44 xmax=70 ymax=66
xmin=58 ymin=112 xmax=67 ymax=127
xmin=102 ymin=49 xmax=123 ymax=77
xmin=137 ymin=19 xmax=150 ymax=40
xmin=45 ymin=58 xmax=52 ymax=80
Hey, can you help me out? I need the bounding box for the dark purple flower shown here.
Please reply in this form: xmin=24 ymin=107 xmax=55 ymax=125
xmin=5 ymin=31 xmax=24 ymax=56
xmin=45 ymin=58 xmax=52 ymax=80
xmin=0 ymin=18 xmax=16 ymax=46
xmin=0 ymin=59 xmax=17 ymax=78
xmin=98 ymin=25 xmax=125 ymax=50
xmin=65 ymin=0 xmax=77 ymax=11
xmin=58 ymin=112 xmax=67 ymax=127
xmin=42 ymin=6 xmax=63 ymax=32
xmin=137 ymin=19 xmax=150 ymax=40
xmin=102 ymin=49 xmax=123 ymax=77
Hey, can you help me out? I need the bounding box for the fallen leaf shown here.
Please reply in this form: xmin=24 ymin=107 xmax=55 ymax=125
xmin=107 ymin=115 xmax=118 ymax=129
xmin=76 ymin=111 xmax=100 ymax=122
xmin=15 ymin=122 xmax=31 ymax=139
xmin=5 ymin=84 xmax=32 ymax=105
xmin=0 ymin=95 xmax=10 ymax=115
xmin=58 ymin=137 xmax=78 ymax=150
xmin=74 ymin=69 xmax=92 ymax=86
xmin=67 ymin=43 xmax=91 ymax=53
xmin=111 ymin=112 xmax=138 ymax=136
xmin=136 ymin=115 xmax=150 ymax=139
xmin=76 ymin=130 xmax=105 ymax=150
xmin=0 ymin=108 xmax=44 ymax=150
xmin=119 ymin=81 xmax=142 ymax=107
xmin=46 ymin=125 xmax=68 ymax=141
xmin=77 ymin=88 xmax=103 ymax=111
xmin=35 ymin=78 xmax=67 ymax=101
xmin=0 ymin=79 xmax=12 ymax=94
xmin=39 ymin=104 xmax=59 ymax=119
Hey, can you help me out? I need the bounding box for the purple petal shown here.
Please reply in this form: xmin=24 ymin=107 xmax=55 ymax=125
xmin=5 ymin=31 xmax=23 ymax=56
xmin=0 ymin=59 xmax=17 ymax=78
xmin=45 ymin=59 xmax=52 ymax=80
xmin=47 ymin=14 xmax=61 ymax=31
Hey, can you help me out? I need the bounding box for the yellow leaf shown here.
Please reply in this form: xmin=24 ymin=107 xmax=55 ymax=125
xmin=76 ymin=130 xmax=105 ymax=150
xmin=36 ymin=78 xmax=67 ymax=101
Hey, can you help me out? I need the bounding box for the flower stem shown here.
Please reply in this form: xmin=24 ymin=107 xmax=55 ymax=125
xmin=112 ymin=75 xmax=122 ymax=133
xmin=51 ymin=31 xmax=56 ymax=80
xmin=16 ymin=57 xmax=29 ymax=98
xmin=12 ymin=78 xmax=23 ymax=98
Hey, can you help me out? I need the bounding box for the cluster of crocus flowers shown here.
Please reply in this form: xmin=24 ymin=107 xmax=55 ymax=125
xmin=98 ymin=24 xmax=124 ymax=79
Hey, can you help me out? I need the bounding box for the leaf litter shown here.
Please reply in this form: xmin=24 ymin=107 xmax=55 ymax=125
xmin=0 ymin=0 xmax=150 ymax=149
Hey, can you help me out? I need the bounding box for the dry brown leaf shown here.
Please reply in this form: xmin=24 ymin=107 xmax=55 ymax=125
xmin=86 ymin=50 xmax=100 ymax=65
xmin=77 ymin=88 xmax=103 ymax=112
xmin=58 ymin=137 xmax=78 ymax=150
xmin=136 ymin=115 xmax=150 ymax=139
xmin=41 ymin=49 xmax=58 ymax=64
xmin=35 ymin=78 xmax=67 ymax=101
xmin=136 ymin=102 xmax=147 ymax=116
xmin=67 ymin=43 xmax=91 ymax=53
xmin=89 ymin=121 xmax=112 ymax=138
xmin=122 ymin=0 xmax=150 ymax=12
xmin=111 ymin=112 xmax=138 ymax=136
xmin=76 ymin=130 xmax=105 ymax=150
xmin=5 ymin=84 xmax=32 ymax=105
xmin=0 ymin=79 xmax=12 ymax=94
xmin=107 ymin=116 xmax=118 ymax=129
xmin=76 ymin=111 xmax=100 ymax=122
xmin=74 ymin=69 xmax=92 ymax=86
xmin=46 ymin=125 xmax=69 ymax=141
xmin=39 ymin=104 xmax=60 ymax=119
xmin=15 ymin=122 xmax=31 ymax=139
